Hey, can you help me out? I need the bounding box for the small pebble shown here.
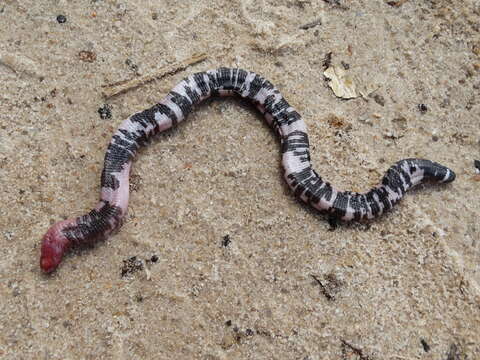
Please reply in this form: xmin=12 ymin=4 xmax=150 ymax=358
xmin=474 ymin=160 xmax=480 ymax=173
xmin=420 ymin=339 xmax=431 ymax=352
xmin=373 ymin=94 xmax=385 ymax=106
xmin=418 ymin=103 xmax=428 ymax=113
xmin=78 ymin=50 xmax=97 ymax=63
xmin=121 ymin=256 xmax=143 ymax=277
xmin=56 ymin=15 xmax=67 ymax=23
xmin=222 ymin=234 xmax=231 ymax=247
xmin=341 ymin=61 xmax=350 ymax=70
xmin=98 ymin=104 xmax=112 ymax=120
xmin=150 ymin=255 xmax=158 ymax=263
xmin=125 ymin=58 xmax=139 ymax=73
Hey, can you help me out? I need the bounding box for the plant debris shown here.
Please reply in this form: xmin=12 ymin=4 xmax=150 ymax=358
xmin=102 ymin=53 xmax=207 ymax=98
xmin=386 ymin=0 xmax=409 ymax=7
xmin=222 ymin=234 xmax=231 ymax=247
xmin=121 ymin=256 xmax=144 ymax=278
xmin=78 ymin=50 xmax=97 ymax=63
xmin=310 ymin=273 xmax=343 ymax=300
xmin=300 ymin=19 xmax=322 ymax=30
xmin=341 ymin=340 xmax=372 ymax=360
xmin=324 ymin=65 xmax=358 ymax=99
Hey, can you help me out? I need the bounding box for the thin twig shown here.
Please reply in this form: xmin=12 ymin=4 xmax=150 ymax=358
xmin=386 ymin=0 xmax=409 ymax=7
xmin=300 ymin=19 xmax=322 ymax=30
xmin=310 ymin=274 xmax=335 ymax=300
xmin=101 ymin=53 xmax=208 ymax=99
xmin=341 ymin=340 xmax=373 ymax=360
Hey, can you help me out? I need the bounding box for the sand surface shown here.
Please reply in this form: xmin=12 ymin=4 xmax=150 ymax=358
xmin=1 ymin=1 xmax=479 ymax=359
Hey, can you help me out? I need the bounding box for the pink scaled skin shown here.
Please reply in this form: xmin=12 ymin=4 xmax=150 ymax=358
xmin=40 ymin=219 xmax=76 ymax=273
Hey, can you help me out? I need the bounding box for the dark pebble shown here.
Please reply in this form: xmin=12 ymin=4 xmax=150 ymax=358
xmin=420 ymin=339 xmax=431 ymax=352
xmin=373 ymin=94 xmax=385 ymax=106
xmin=121 ymin=256 xmax=143 ymax=277
xmin=98 ymin=104 xmax=112 ymax=119
xmin=56 ymin=15 xmax=67 ymax=23
xmin=222 ymin=234 xmax=231 ymax=247
xmin=418 ymin=103 xmax=428 ymax=113
xmin=150 ymin=255 xmax=159 ymax=263
xmin=474 ymin=160 xmax=480 ymax=172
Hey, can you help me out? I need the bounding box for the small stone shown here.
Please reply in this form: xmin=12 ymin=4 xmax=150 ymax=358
xmin=420 ymin=339 xmax=431 ymax=352
xmin=221 ymin=333 xmax=236 ymax=349
xmin=473 ymin=43 xmax=480 ymax=56
xmin=56 ymin=15 xmax=67 ymax=23
xmin=373 ymin=94 xmax=385 ymax=106
xmin=98 ymin=104 xmax=112 ymax=119
xmin=474 ymin=160 xmax=480 ymax=173
xmin=418 ymin=103 xmax=428 ymax=113
xmin=222 ymin=235 xmax=231 ymax=247
xmin=78 ymin=50 xmax=97 ymax=63
xmin=121 ymin=256 xmax=144 ymax=277
xmin=341 ymin=61 xmax=350 ymax=70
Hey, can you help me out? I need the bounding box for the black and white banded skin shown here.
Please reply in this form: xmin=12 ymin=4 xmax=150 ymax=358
xmin=40 ymin=67 xmax=456 ymax=273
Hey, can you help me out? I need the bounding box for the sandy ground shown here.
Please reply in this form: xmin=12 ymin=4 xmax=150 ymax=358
xmin=1 ymin=0 xmax=479 ymax=359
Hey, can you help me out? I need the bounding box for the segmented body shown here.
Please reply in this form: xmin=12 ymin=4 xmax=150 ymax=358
xmin=40 ymin=68 xmax=455 ymax=273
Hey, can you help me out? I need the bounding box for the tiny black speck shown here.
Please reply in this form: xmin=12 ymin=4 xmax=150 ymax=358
xmin=225 ymin=320 xmax=232 ymax=327
xmin=420 ymin=339 xmax=430 ymax=352
xmin=418 ymin=103 xmax=428 ymax=113
xmin=125 ymin=58 xmax=138 ymax=72
xmin=245 ymin=328 xmax=254 ymax=336
xmin=56 ymin=15 xmax=67 ymax=23
xmin=474 ymin=160 xmax=480 ymax=172
xmin=98 ymin=104 xmax=112 ymax=119
xmin=222 ymin=234 xmax=231 ymax=247
xmin=373 ymin=94 xmax=385 ymax=106
xmin=150 ymin=255 xmax=159 ymax=263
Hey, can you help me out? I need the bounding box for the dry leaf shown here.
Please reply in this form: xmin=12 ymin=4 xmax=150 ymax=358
xmin=324 ymin=66 xmax=358 ymax=99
